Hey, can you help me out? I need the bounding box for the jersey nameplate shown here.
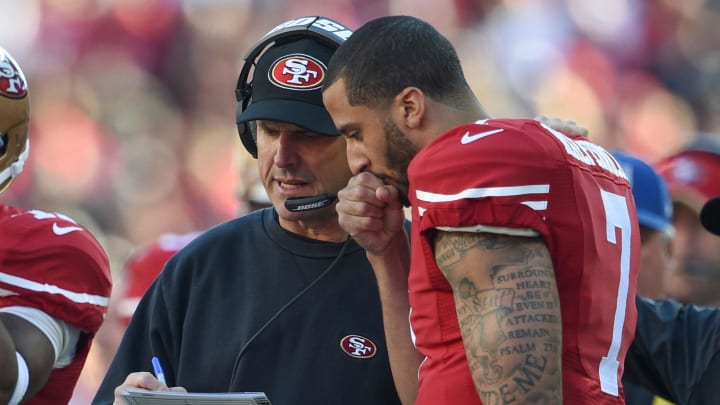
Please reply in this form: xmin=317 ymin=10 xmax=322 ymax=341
xmin=543 ymin=124 xmax=628 ymax=181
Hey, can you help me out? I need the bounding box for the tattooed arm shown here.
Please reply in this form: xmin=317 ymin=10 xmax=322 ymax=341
xmin=434 ymin=230 xmax=563 ymax=404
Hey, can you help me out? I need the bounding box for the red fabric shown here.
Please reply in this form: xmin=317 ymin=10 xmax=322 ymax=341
xmin=0 ymin=204 xmax=112 ymax=404
xmin=407 ymin=119 xmax=640 ymax=404
xmin=656 ymin=150 xmax=720 ymax=212
xmin=119 ymin=232 xmax=199 ymax=325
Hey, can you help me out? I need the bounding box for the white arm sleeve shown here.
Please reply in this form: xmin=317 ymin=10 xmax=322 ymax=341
xmin=0 ymin=306 xmax=80 ymax=367
xmin=8 ymin=351 xmax=29 ymax=405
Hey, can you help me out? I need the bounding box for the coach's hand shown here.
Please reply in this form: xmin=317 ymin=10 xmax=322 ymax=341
xmin=112 ymin=372 xmax=186 ymax=405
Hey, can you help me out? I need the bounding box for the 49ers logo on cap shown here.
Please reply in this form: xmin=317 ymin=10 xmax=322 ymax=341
xmin=340 ymin=334 xmax=377 ymax=359
xmin=268 ymin=53 xmax=325 ymax=90
xmin=0 ymin=50 xmax=27 ymax=99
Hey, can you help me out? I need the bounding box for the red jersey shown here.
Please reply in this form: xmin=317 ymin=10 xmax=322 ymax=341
xmin=0 ymin=204 xmax=112 ymax=404
xmin=407 ymin=119 xmax=640 ymax=404
xmin=119 ymin=231 xmax=199 ymax=325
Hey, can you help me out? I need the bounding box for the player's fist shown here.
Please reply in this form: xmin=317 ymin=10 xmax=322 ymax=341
xmin=337 ymin=172 xmax=405 ymax=255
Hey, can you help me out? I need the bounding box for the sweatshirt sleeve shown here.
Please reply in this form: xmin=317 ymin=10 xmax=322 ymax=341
xmin=623 ymin=295 xmax=720 ymax=404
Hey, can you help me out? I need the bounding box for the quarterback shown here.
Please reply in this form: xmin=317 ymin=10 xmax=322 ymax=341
xmin=324 ymin=16 xmax=640 ymax=404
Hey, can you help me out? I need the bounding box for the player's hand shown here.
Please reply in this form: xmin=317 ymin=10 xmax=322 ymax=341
xmin=536 ymin=115 xmax=589 ymax=138
xmin=336 ymin=172 xmax=406 ymax=255
xmin=112 ymin=372 xmax=187 ymax=405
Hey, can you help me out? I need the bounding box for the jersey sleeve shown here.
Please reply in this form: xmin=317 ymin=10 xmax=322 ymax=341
xmin=0 ymin=209 xmax=112 ymax=334
xmin=0 ymin=306 xmax=81 ymax=366
xmin=408 ymin=119 xmax=557 ymax=237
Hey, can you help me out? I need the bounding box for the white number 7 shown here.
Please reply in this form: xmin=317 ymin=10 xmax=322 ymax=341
xmin=598 ymin=189 xmax=633 ymax=396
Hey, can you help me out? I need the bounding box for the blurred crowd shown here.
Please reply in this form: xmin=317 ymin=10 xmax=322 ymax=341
xmin=0 ymin=0 xmax=718 ymax=402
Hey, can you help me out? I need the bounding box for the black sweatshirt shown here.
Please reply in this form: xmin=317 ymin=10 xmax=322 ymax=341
xmin=94 ymin=208 xmax=401 ymax=405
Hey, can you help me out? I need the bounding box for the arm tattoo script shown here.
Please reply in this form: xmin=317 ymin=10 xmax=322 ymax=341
xmin=435 ymin=231 xmax=562 ymax=405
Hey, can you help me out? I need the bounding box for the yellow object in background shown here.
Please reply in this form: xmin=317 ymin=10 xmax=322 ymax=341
xmin=652 ymin=396 xmax=676 ymax=405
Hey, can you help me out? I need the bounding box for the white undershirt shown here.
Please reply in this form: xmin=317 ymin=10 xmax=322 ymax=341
xmin=0 ymin=306 xmax=79 ymax=367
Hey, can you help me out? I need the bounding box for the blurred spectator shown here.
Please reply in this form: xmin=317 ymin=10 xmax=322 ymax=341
xmin=623 ymin=196 xmax=720 ymax=405
xmin=613 ymin=151 xmax=674 ymax=299
xmin=116 ymin=231 xmax=201 ymax=327
xmin=701 ymin=197 xmax=720 ymax=236
xmin=613 ymin=151 xmax=676 ymax=405
xmin=656 ymin=135 xmax=720 ymax=306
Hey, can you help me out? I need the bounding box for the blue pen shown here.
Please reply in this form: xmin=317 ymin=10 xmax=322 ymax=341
xmin=151 ymin=356 xmax=167 ymax=386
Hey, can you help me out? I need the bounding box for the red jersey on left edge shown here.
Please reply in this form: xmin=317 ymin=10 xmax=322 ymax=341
xmin=0 ymin=204 xmax=112 ymax=404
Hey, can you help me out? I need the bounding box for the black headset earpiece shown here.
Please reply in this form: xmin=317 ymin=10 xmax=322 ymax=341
xmin=235 ymin=16 xmax=352 ymax=158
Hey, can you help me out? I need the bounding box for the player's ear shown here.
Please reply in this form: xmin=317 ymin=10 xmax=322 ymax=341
xmin=395 ymin=86 xmax=424 ymax=130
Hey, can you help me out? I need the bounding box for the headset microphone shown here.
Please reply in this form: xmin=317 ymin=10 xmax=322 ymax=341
xmin=284 ymin=194 xmax=337 ymax=212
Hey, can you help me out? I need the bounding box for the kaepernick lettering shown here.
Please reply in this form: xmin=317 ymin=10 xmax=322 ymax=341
xmin=543 ymin=124 xmax=628 ymax=181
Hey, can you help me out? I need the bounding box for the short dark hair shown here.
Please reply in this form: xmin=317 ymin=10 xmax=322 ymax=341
xmin=325 ymin=15 xmax=472 ymax=108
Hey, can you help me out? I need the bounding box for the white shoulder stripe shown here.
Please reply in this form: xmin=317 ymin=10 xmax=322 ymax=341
xmin=416 ymin=184 xmax=550 ymax=203
xmin=0 ymin=272 xmax=109 ymax=307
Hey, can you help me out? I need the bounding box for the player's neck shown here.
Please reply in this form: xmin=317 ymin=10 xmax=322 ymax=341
xmin=422 ymin=99 xmax=491 ymax=145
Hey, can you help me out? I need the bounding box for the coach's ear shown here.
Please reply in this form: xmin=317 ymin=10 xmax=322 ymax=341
xmin=536 ymin=115 xmax=589 ymax=138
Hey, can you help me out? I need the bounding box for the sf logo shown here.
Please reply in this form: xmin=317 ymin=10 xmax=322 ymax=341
xmin=270 ymin=54 xmax=325 ymax=90
xmin=281 ymin=58 xmax=318 ymax=85
xmin=340 ymin=335 xmax=377 ymax=359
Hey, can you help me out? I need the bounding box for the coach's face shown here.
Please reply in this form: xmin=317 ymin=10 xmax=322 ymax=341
xmin=323 ymin=78 xmax=413 ymax=205
xmin=255 ymin=120 xmax=352 ymax=223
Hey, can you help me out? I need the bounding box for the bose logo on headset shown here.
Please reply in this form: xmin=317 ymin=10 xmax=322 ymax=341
xmin=263 ymin=16 xmax=353 ymax=44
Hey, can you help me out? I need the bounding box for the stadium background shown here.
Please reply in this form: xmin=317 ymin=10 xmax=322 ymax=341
xmin=0 ymin=0 xmax=717 ymax=402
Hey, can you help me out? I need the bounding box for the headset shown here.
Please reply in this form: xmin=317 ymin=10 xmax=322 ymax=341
xmin=235 ymin=16 xmax=352 ymax=158
xmin=235 ymin=16 xmax=352 ymax=212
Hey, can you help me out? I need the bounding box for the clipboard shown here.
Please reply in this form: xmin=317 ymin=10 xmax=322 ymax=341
xmin=120 ymin=388 xmax=272 ymax=405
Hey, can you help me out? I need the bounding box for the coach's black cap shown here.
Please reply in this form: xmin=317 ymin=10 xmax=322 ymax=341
xmin=236 ymin=37 xmax=338 ymax=136
xmin=701 ymin=197 xmax=720 ymax=236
